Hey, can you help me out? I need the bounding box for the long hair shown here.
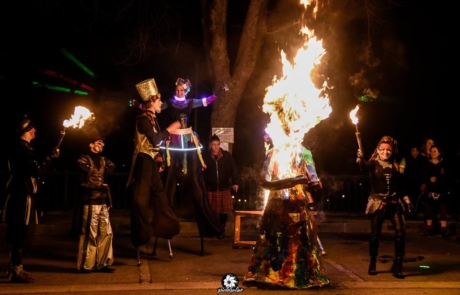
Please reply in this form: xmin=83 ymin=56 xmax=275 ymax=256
xmin=369 ymin=135 xmax=399 ymax=164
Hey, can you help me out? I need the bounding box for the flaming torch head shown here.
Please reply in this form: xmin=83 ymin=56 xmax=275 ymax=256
xmin=349 ymin=105 xmax=363 ymax=151
xmin=63 ymin=106 xmax=95 ymax=129
xmin=349 ymin=105 xmax=359 ymax=126
xmin=56 ymin=106 xmax=95 ymax=149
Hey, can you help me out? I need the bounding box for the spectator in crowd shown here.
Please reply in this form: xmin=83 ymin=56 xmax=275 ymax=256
xmin=202 ymin=134 xmax=239 ymax=239
xmin=420 ymin=138 xmax=435 ymax=159
xmin=421 ymin=145 xmax=449 ymax=237
xmin=399 ymin=145 xmax=425 ymax=215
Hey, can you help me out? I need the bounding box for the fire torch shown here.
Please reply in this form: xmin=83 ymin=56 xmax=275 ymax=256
xmin=56 ymin=106 xmax=95 ymax=149
xmin=349 ymin=105 xmax=363 ymax=152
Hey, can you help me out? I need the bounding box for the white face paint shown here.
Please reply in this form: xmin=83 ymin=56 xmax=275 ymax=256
xmin=377 ymin=143 xmax=393 ymax=161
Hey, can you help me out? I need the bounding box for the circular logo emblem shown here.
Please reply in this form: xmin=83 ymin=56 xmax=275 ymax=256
xmin=218 ymin=273 xmax=244 ymax=293
xmin=221 ymin=273 xmax=239 ymax=288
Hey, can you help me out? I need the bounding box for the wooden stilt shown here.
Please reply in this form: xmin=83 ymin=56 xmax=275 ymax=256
xmin=168 ymin=239 xmax=173 ymax=259
xmin=151 ymin=237 xmax=158 ymax=256
xmin=137 ymin=248 xmax=141 ymax=266
xmin=199 ymin=236 xmax=204 ymax=256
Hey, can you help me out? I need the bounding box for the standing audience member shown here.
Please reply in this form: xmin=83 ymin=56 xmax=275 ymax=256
xmin=76 ymin=130 xmax=116 ymax=272
xmin=127 ymin=78 xmax=181 ymax=249
xmin=421 ymin=145 xmax=449 ymax=237
xmin=357 ymin=136 xmax=413 ymax=279
xmin=3 ymin=115 xmax=59 ymax=283
xmin=420 ymin=138 xmax=435 ymax=159
xmin=202 ymin=134 xmax=239 ymax=239
xmin=399 ymin=145 xmax=425 ymax=215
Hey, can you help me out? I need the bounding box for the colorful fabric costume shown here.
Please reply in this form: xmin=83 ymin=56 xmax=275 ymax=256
xmin=243 ymin=146 xmax=329 ymax=289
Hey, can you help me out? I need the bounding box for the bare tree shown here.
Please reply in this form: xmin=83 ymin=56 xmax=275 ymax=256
xmin=200 ymin=0 xmax=269 ymax=136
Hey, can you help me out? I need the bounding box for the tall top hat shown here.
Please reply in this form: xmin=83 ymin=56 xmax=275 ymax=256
xmin=136 ymin=78 xmax=161 ymax=102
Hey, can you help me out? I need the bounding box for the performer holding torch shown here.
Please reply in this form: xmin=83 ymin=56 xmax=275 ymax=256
xmin=349 ymin=105 xmax=363 ymax=155
xmin=3 ymin=115 xmax=59 ymax=283
xmin=351 ymin=106 xmax=414 ymax=279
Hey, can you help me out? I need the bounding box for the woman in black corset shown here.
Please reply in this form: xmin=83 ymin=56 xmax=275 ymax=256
xmin=357 ymin=136 xmax=414 ymax=279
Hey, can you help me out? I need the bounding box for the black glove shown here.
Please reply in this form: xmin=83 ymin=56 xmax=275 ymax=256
xmin=307 ymin=202 xmax=316 ymax=212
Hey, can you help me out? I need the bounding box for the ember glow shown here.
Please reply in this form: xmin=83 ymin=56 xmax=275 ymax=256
xmin=63 ymin=106 xmax=94 ymax=129
xmin=262 ymin=0 xmax=331 ymax=194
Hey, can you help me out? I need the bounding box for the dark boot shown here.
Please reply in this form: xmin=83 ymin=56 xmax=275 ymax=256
xmin=9 ymin=265 xmax=34 ymax=283
xmin=392 ymin=230 xmax=405 ymax=279
xmin=391 ymin=256 xmax=404 ymax=279
xmin=424 ymin=223 xmax=433 ymax=236
xmin=368 ymin=234 xmax=378 ymax=275
xmin=368 ymin=256 xmax=377 ymax=275
xmin=218 ymin=214 xmax=227 ymax=239
xmin=217 ymin=224 xmax=226 ymax=239
xmin=440 ymin=227 xmax=448 ymax=237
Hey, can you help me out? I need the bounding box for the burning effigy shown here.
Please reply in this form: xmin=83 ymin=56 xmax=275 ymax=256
xmin=243 ymin=0 xmax=332 ymax=289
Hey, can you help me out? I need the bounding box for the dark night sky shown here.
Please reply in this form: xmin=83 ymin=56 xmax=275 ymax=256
xmin=0 ymin=0 xmax=457 ymax=175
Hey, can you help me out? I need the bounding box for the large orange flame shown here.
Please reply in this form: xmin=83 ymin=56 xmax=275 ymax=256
xmin=261 ymin=0 xmax=332 ymax=208
xmin=63 ymin=106 xmax=94 ymax=129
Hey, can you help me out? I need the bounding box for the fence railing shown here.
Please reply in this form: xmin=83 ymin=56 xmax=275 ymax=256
xmin=1 ymin=171 xmax=372 ymax=214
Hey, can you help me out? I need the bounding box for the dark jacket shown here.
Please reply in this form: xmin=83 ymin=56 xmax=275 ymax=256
xmin=77 ymin=153 xmax=115 ymax=206
xmin=203 ymin=148 xmax=239 ymax=191
xmin=6 ymin=139 xmax=52 ymax=196
xmin=422 ymin=159 xmax=448 ymax=196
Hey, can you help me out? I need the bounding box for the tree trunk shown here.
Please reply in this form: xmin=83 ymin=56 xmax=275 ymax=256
xmin=201 ymin=0 xmax=268 ymax=131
